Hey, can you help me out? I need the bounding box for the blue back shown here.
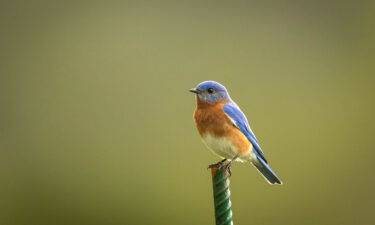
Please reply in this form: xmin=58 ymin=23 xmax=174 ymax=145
xmin=222 ymin=102 xmax=267 ymax=163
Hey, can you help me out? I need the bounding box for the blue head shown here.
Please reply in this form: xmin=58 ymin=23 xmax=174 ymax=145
xmin=189 ymin=81 xmax=230 ymax=102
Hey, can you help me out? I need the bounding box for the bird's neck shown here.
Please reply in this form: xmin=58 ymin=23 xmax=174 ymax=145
xmin=196 ymin=97 xmax=227 ymax=109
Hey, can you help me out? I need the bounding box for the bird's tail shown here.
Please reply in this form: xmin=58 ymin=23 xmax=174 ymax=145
xmin=251 ymin=150 xmax=282 ymax=185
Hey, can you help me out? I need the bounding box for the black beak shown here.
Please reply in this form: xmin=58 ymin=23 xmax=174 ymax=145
xmin=189 ymin=88 xmax=199 ymax=94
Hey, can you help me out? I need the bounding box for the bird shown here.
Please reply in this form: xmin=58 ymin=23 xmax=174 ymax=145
xmin=190 ymin=81 xmax=282 ymax=184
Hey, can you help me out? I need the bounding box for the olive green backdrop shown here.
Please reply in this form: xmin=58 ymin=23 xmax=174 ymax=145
xmin=1 ymin=1 xmax=374 ymax=225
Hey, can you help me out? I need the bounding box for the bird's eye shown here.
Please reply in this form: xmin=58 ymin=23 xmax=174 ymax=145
xmin=207 ymin=88 xmax=214 ymax=94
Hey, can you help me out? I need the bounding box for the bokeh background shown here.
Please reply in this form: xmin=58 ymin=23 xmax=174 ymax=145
xmin=1 ymin=1 xmax=374 ymax=225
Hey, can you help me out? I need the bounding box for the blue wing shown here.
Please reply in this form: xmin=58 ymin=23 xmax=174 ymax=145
xmin=222 ymin=103 xmax=267 ymax=163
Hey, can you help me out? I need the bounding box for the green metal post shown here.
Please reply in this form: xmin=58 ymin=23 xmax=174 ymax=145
xmin=211 ymin=166 xmax=234 ymax=225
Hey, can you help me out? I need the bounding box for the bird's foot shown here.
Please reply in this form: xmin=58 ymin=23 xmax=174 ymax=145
xmin=223 ymin=161 xmax=234 ymax=176
xmin=223 ymin=155 xmax=239 ymax=177
xmin=207 ymin=158 xmax=227 ymax=169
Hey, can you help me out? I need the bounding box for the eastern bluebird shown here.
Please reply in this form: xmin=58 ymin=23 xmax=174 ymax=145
xmin=190 ymin=81 xmax=282 ymax=184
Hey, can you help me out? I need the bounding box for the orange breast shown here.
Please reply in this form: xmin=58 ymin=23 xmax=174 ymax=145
xmin=193 ymin=97 xmax=251 ymax=154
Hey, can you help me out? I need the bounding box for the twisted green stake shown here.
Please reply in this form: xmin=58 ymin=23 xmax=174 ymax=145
xmin=211 ymin=166 xmax=234 ymax=225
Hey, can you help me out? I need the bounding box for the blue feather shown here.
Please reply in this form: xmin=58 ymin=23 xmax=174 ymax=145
xmin=252 ymin=149 xmax=282 ymax=184
xmin=222 ymin=103 xmax=282 ymax=184
xmin=222 ymin=103 xmax=267 ymax=163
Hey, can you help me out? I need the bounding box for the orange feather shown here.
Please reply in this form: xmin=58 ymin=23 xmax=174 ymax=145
xmin=193 ymin=97 xmax=251 ymax=155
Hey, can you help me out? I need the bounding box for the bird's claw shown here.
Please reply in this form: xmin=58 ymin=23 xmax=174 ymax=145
xmin=207 ymin=160 xmax=234 ymax=177
xmin=224 ymin=162 xmax=233 ymax=176
xmin=207 ymin=159 xmax=227 ymax=169
xmin=208 ymin=156 xmax=238 ymax=176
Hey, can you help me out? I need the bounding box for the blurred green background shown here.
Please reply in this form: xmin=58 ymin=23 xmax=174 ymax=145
xmin=1 ymin=1 xmax=374 ymax=225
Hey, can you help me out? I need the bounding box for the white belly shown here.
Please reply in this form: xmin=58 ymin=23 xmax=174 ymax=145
xmin=201 ymin=134 xmax=251 ymax=162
